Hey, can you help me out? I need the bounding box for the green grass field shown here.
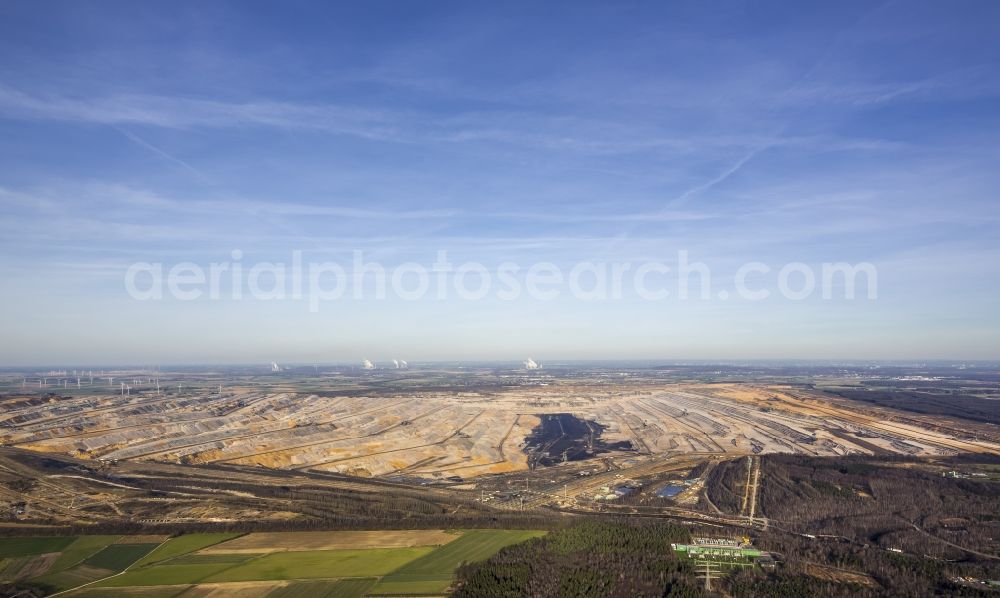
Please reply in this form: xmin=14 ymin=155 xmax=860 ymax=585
xmin=0 ymin=536 xmax=74 ymax=557
xmin=17 ymin=529 xmax=545 ymax=596
xmin=64 ymin=585 xmax=191 ymax=597
xmin=131 ymin=533 xmax=241 ymax=568
xmin=267 ymin=578 xmax=377 ymax=598
xmin=30 ymin=563 xmax=115 ymax=593
xmin=27 ymin=540 xmax=159 ymax=592
xmin=167 ymin=552 xmax=256 ymax=565
xmin=97 ymin=547 xmax=431 ymax=587
xmin=388 ymin=530 xmax=545 ymax=575
xmin=84 ymin=543 xmax=159 ymax=571
xmin=368 ymin=574 xmax=455 ymax=595
xmin=0 ymin=556 xmax=33 ymax=580
xmin=372 ymin=529 xmax=546 ymax=595
xmin=203 ymin=547 xmax=435 ymax=582
xmin=97 ymin=563 xmax=242 ymax=587
xmin=47 ymin=536 xmax=121 ymax=574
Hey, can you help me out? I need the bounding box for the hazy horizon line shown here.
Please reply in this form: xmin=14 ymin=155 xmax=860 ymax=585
xmin=3 ymin=357 xmax=999 ymax=371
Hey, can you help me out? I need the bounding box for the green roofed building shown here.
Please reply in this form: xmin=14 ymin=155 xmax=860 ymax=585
xmin=671 ymin=543 xmax=763 ymax=559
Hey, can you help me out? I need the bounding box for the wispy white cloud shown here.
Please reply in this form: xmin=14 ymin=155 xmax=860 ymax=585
xmin=780 ymin=66 xmax=1000 ymax=107
xmin=666 ymin=144 xmax=772 ymax=209
xmin=0 ymin=184 xmax=462 ymax=221
xmin=0 ymin=85 xmax=400 ymax=140
xmin=0 ymin=83 xmax=911 ymax=161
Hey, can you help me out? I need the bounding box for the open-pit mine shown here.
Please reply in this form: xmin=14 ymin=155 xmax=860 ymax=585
xmin=3 ymin=364 xmax=998 ymax=486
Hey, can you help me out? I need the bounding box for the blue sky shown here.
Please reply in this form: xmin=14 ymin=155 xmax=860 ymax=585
xmin=1 ymin=1 xmax=999 ymax=365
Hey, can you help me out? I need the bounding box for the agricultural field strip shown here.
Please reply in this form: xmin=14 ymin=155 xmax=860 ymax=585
xmin=0 ymin=536 xmax=76 ymax=558
xmin=19 ymin=530 xmax=541 ymax=594
xmin=42 ymin=537 xmax=170 ymax=597
xmin=0 ymin=554 xmax=47 ymax=581
xmin=85 ymin=543 xmax=161 ymax=571
xmin=15 ymin=534 xmax=239 ymax=594
xmin=373 ymin=530 xmax=547 ymax=594
xmin=199 ymin=530 xmax=459 ymax=553
xmin=132 ymin=533 xmax=242 ymax=567
xmin=101 ymin=546 xmax=436 ymax=586
xmin=45 ymin=536 xmax=121 ymax=574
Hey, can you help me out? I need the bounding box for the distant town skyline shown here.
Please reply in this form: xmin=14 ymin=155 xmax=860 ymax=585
xmin=1 ymin=1 xmax=999 ymax=365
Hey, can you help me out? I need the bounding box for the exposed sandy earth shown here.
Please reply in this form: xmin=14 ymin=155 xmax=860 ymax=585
xmin=179 ymin=581 xmax=291 ymax=597
xmin=200 ymin=529 xmax=459 ymax=553
xmin=2 ymin=382 xmax=997 ymax=480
